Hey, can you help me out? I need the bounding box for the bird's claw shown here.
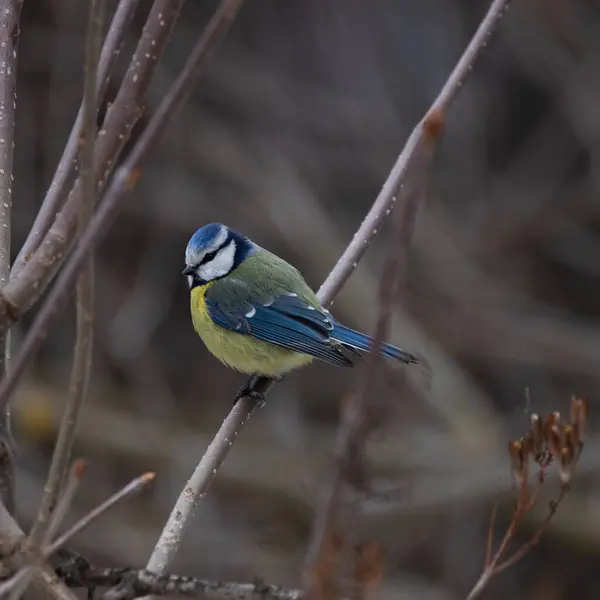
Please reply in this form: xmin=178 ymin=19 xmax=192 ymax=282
xmin=233 ymin=383 xmax=266 ymax=408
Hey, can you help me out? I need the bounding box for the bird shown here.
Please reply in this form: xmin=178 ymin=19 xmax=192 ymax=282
xmin=182 ymin=223 xmax=419 ymax=403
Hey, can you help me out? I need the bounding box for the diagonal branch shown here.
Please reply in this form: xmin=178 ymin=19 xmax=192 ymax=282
xmin=146 ymin=0 xmax=513 ymax=578
xmin=3 ymin=0 xmax=185 ymax=322
xmin=11 ymin=0 xmax=140 ymax=277
xmin=0 ymin=0 xmax=188 ymax=409
xmin=27 ymin=0 xmax=104 ymax=548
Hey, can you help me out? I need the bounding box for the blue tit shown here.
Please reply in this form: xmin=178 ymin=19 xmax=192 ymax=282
xmin=183 ymin=223 xmax=419 ymax=402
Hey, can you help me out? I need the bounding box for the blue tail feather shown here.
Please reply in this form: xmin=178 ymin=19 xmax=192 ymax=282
xmin=330 ymin=324 xmax=418 ymax=364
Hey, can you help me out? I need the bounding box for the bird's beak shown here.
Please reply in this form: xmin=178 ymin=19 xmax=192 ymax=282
xmin=182 ymin=265 xmax=195 ymax=276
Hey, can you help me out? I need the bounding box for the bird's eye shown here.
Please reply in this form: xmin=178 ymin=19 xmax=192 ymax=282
xmin=202 ymin=249 xmax=219 ymax=264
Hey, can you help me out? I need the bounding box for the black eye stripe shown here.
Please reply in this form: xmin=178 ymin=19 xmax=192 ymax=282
xmin=200 ymin=249 xmax=219 ymax=265
xmin=199 ymin=238 xmax=230 ymax=266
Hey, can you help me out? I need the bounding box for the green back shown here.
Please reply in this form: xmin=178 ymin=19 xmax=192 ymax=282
xmin=206 ymin=248 xmax=321 ymax=312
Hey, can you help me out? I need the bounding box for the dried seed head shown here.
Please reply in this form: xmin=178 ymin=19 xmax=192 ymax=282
xmin=521 ymin=435 xmax=533 ymax=457
xmin=508 ymin=440 xmax=528 ymax=484
xmin=559 ymin=445 xmax=575 ymax=485
xmin=570 ymin=396 xmax=589 ymax=446
xmin=530 ymin=412 xmax=544 ymax=456
xmin=545 ymin=424 xmax=564 ymax=460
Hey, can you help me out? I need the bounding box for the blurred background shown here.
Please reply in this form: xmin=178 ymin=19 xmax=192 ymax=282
xmin=8 ymin=0 xmax=600 ymax=598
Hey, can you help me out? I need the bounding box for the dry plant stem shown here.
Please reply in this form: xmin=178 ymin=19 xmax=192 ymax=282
xmin=0 ymin=0 xmax=187 ymax=410
xmin=27 ymin=0 xmax=104 ymax=548
xmin=147 ymin=0 xmax=512 ymax=577
xmin=0 ymin=0 xmax=22 ymax=516
xmin=0 ymin=0 xmax=185 ymax=336
xmin=11 ymin=0 xmax=140 ymax=276
xmin=466 ymin=487 xmax=566 ymax=600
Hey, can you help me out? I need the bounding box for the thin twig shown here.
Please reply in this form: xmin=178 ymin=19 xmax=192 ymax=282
xmin=27 ymin=0 xmax=104 ymax=549
xmin=485 ymin=504 xmax=498 ymax=568
xmin=0 ymin=0 xmax=22 ymax=515
xmin=147 ymin=0 xmax=512 ymax=578
xmin=0 ymin=0 xmax=188 ymax=409
xmin=43 ymin=459 xmax=88 ymax=544
xmin=465 ymin=491 xmax=566 ymax=600
xmin=11 ymin=0 xmax=140 ymax=277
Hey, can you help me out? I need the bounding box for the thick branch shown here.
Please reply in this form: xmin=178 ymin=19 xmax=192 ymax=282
xmin=0 ymin=0 xmax=22 ymax=515
xmin=54 ymin=555 xmax=304 ymax=600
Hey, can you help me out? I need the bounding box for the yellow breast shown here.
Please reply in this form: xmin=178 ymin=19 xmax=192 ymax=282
xmin=190 ymin=284 xmax=312 ymax=377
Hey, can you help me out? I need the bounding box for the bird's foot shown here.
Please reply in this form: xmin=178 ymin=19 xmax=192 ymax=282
xmin=233 ymin=380 xmax=266 ymax=408
xmin=233 ymin=374 xmax=285 ymax=408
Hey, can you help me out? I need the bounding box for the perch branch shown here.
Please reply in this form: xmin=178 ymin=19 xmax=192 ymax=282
xmin=11 ymin=0 xmax=140 ymax=276
xmin=0 ymin=0 xmax=22 ymax=515
xmin=146 ymin=0 xmax=513 ymax=578
xmin=27 ymin=0 xmax=104 ymax=547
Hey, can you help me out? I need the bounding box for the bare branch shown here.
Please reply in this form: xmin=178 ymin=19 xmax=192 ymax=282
xmin=0 ymin=0 xmax=22 ymax=515
xmin=11 ymin=0 xmax=140 ymax=276
xmin=145 ymin=0 xmax=513 ymax=579
xmin=0 ymin=0 xmax=188 ymax=409
xmin=54 ymin=554 xmax=306 ymax=600
xmin=27 ymin=0 xmax=104 ymax=548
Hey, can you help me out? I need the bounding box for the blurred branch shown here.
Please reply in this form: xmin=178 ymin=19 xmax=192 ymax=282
xmin=11 ymin=0 xmax=140 ymax=276
xmin=0 ymin=0 xmax=22 ymax=515
xmin=146 ymin=0 xmax=513 ymax=579
xmin=0 ymin=0 xmax=188 ymax=408
xmin=3 ymin=0 xmax=184 ymax=321
xmin=27 ymin=0 xmax=104 ymax=548
xmin=304 ymin=141 xmax=431 ymax=600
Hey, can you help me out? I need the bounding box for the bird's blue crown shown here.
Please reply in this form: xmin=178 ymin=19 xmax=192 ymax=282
xmin=185 ymin=223 xmax=256 ymax=266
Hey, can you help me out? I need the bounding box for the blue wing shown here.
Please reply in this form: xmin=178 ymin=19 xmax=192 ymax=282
xmin=206 ymin=291 xmax=354 ymax=368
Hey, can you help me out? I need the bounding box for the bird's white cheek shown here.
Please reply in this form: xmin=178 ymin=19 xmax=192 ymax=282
xmin=198 ymin=240 xmax=236 ymax=281
xmin=187 ymin=275 xmax=194 ymax=288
